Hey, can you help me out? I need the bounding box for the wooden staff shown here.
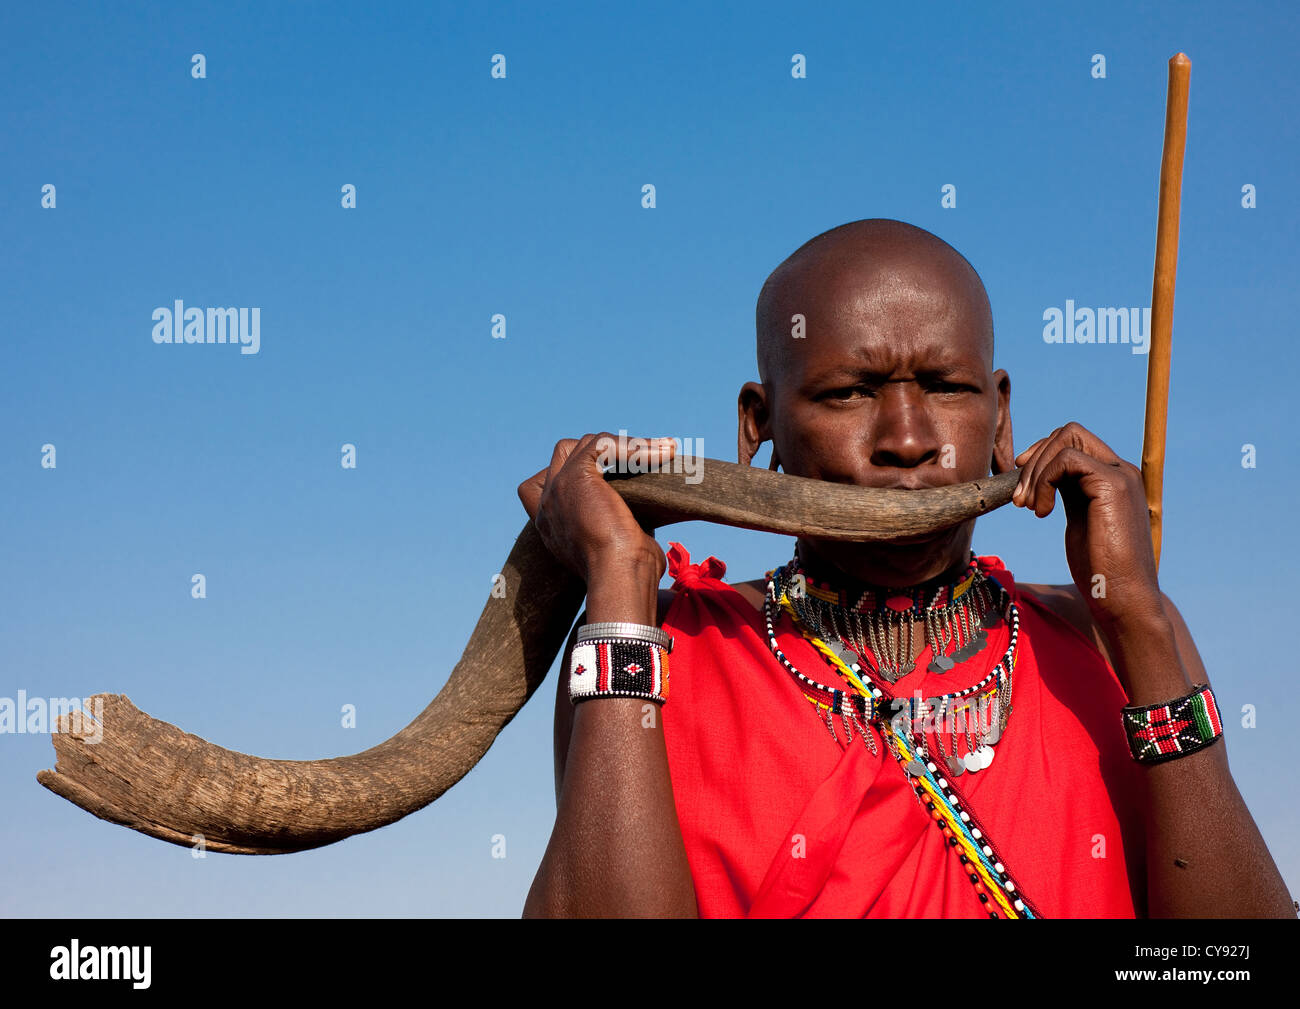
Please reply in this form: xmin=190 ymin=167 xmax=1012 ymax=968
xmin=1142 ymin=52 xmax=1191 ymax=571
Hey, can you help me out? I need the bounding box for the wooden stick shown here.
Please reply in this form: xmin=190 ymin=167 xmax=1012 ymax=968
xmin=1142 ymin=53 xmax=1191 ymax=571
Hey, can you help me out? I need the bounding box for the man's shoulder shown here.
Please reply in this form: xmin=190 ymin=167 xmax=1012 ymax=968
xmin=657 ymin=579 xmax=766 ymax=625
xmin=1017 ymin=580 xmax=1089 ymax=622
xmin=1018 ymin=581 xmax=1208 ymax=689
xmin=1017 ymin=581 xmax=1118 ymax=666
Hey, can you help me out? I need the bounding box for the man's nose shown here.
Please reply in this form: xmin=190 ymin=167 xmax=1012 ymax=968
xmin=868 ymin=384 xmax=940 ymax=469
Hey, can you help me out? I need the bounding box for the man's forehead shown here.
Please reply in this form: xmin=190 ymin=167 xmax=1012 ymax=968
xmin=794 ymin=249 xmax=981 ymax=319
xmin=786 ymin=327 xmax=988 ymax=383
xmin=757 ymin=221 xmax=994 ymax=380
xmin=777 ymin=265 xmax=987 ymax=356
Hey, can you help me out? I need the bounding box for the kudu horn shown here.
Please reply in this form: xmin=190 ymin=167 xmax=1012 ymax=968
xmin=38 ymin=461 xmax=1021 ymax=854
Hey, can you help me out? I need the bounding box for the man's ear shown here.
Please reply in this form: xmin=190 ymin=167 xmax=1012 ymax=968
xmin=990 ymin=369 xmax=1014 ymax=475
xmin=738 ymin=381 xmax=774 ymax=468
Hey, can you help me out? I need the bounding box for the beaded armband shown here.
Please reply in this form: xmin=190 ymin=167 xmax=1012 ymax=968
xmin=1122 ymin=683 xmax=1223 ymax=764
xmin=569 ymin=626 xmax=670 ymax=705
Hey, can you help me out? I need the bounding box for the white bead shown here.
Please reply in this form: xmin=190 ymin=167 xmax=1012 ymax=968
xmin=994 ymin=862 xmax=1004 ymax=873
xmin=972 ymin=829 xmax=982 ymax=839
xmin=959 ymin=811 xmax=970 ymax=822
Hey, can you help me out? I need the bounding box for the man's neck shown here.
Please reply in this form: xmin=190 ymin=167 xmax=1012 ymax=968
xmin=794 ymin=529 xmax=976 ymax=592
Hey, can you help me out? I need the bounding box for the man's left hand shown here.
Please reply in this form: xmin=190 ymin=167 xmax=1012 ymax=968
xmin=1012 ymin=421 xmax=1163 ymax=630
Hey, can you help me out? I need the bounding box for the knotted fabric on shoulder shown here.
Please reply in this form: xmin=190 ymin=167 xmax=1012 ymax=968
xmin=37 ymin=461 xmax=1022 ymax=854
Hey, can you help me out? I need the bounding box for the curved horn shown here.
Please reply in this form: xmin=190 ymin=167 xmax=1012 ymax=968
xmin=38 ymin=461 xmax=1021 ymax=854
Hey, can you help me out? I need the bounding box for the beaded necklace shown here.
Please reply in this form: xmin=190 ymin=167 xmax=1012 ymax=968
xmin=768 ymin=557 xmax=1016 ymax=777
xmin=790 ymin=549 xmax=999 ymax=681
xmin=763 ymin=555 xmax=1041 ymax=919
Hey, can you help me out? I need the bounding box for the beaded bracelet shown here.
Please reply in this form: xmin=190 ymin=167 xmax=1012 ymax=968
xmin=1122 ymin=682 xmax=1223 ymax=764
xmin=569 ymin=624 xmax=670 ymax=705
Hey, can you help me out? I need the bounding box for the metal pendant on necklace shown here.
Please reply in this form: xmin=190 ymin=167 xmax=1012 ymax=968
xmin=952 ymin=628 xmax=989 ymax=663
xmin=851 ymin=609 xmax=912 ymax=684
xmin=929 ymin=653 xmax=956 ymax=673
xmin=940 ymin=699 xmax=1000 ymax=776
xmin=927 ymin=595 xmax=990 ymax=673
xmin=964 ymin=745 xmax=995 ymax=772
xmin=930 ymin=635 xmax=990 ymax=673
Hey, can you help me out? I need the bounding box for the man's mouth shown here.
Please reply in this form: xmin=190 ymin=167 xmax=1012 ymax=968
xmin=885 ymin=526 xmax=953 ymax=545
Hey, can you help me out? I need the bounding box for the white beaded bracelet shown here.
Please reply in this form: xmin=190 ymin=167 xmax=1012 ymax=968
xmin=569 ymin=632 xmax=670 ymax=705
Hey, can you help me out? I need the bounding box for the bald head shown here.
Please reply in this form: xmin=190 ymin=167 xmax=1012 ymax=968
xmin=755 ymin=219 xmax=994 ymax=387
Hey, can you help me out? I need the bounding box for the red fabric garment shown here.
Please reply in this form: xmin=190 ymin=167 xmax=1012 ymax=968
xmin=659 ymin=542 xmax=1149 ymax=918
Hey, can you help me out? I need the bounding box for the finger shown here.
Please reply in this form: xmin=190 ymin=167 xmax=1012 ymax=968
xmin=543 ymin=435 xmax=586 ymax=494
xmin=1019 ymin=422 xmax=1129 ymax=512
xmin=518 ymin=437 xmax=582 ymax=521
xmin=1012 ymin=438 xmax=1047 ymax=503
xmin=1014 ymin=427 xmax=1062 ymax=505
xmin=1057 ymin=421 xmax=1124 ymax=467
xmin=585 ymin=432 xmax=679 ymax=476
xmin=1027 ymin=446 xmax=1118 ymax=519
xmin=514 ymin=457 xmax=561 ymax=520
xmin=1013 ymin=436 xmax=1048 ymax=467
xmin=549 ymin=436 xmax=584 ymax=475
xmin=517 ymin=466 xmax=547 ymax=520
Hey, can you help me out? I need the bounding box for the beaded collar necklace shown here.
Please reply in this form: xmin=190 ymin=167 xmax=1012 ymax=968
xmin=763 ymin=556 xmax=1038 ymax=919
xmin=790 ymin=549 xmax=1000 ymax=682
xmin=794 ymin=547 xmax=983 ymax=611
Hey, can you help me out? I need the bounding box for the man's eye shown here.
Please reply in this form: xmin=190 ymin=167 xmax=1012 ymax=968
xmin=824 ymin=386 xmax=875 ymax=400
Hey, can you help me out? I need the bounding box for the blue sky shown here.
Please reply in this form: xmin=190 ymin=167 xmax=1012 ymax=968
xmin=2 ymin=0 xmax=1298 ymax=916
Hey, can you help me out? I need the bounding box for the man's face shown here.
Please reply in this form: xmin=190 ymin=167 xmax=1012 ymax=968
xmin=742 ymin=245 xmax=1013 ymax=584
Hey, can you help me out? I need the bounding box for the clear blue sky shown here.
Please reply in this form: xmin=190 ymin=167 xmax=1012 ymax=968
xmin=3 ymin=0 xmax=1297 ymax=916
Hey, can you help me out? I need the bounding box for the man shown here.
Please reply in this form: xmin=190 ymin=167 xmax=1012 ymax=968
xmin=517 ymin=219 xmax=1293 ymax=918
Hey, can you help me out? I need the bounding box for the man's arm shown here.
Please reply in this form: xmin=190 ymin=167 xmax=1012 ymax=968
xmin=1031 ymin=582 xmax=1294 ymax=918
xmin=523 ymin=566 xmax=697 ymax=918
xmin=1104 ymin=593 xmax=1295 ymax=917
xmin=550 ymin=589 xmax=679 ymax=802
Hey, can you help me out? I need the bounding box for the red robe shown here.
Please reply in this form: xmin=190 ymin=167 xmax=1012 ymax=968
xmin=659 ymin=543 xmax=1148 ymax=918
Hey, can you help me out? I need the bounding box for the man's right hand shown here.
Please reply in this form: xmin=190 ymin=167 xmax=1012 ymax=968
xmin=517 ymin=433 xmax=677 ymax=622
